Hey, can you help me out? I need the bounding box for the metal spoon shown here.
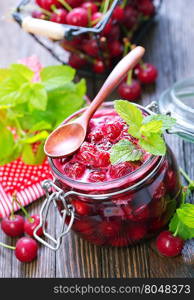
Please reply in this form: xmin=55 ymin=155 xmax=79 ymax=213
xmin=44 ymin=46 xmax=145 ymax=158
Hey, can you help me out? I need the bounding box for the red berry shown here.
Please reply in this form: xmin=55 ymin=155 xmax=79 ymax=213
xmin=37 ymin=0 xmax=61 ymax=11
xmin=91 ymin=12 xmax=102 ymax=25
xmin=132 ymin=204 xmax=150 ymax=221
xmin=24 ymin=214 xmax=44 ymax=237
xmin=82 ymin=39 xmax=99 ymax=57
xmin=15 ymin=237 xmax=38 ymax=263
xmin=50 ymin=9 xmax=67 ymax=23
xmin=66 ymin=0 xmax=82 ymax=8
xmin=108 ymin=25 xmax=120 ymax=41
xmin=137 ymin=0 xmax=155 ymax=16
xmin=108 ymin=40 xmax=123 ymax=57
xmin=128 ymin=224 xmax=147 ymax=241
xmin=68 ymin=53 xmax=86 ymax=69
xmin=101 ymin=122 xmax=123 ymax=141
xmin=99 ymin=220 xmax=121 ymax=237
xmin=118 ymin=80 xmax=141 ymax=101
xmin=66 ymin=8 xmax=88 ymax=27
xmin=109 ymin=162 xmax=137 ymax=179
xmin=137 ymin=63 xmax=158 ymax=84
xmin=73 ymin=219 xmax=94 ymax=235
xmin=71 ymin=199 xmax=92 ymax=216
xmin=113 ymin=6 xmax=124 ymax=21
xmin=1 ymin=215 xmax=24 ymax=237
xmin=97 ymin=151 xmax=110 ymax=167
xmin=63 ymin=161 xmax=86 ymax=179
xmin=123 ymin=6 xmax=139 ymax=29
xmin=111 ymin=236 xmax=129 ymax=247
xmin=93 ymin=59 xmax=105 ymax=73
xmin=88 ymin=170 xmax=106 ymax=182
xmin=87 ymin=129 xmax=103 ymax=143
xmin=156 ymin=231 xmax=184 ymax=257
xmin=102 ymin=19 xmax=113 ymax=35
xmin=81 ymin=2 xmax=98 ymax=14
xmin=32 ymin=11 xmax=47 ymax=20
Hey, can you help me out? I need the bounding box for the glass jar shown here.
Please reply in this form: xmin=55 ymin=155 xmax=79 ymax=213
xmin=34 ymin=102 xmax=182 ymax=250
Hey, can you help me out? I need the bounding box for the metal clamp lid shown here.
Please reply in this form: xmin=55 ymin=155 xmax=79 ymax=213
xmin=33 ymin=180 xmax=75 ymax=251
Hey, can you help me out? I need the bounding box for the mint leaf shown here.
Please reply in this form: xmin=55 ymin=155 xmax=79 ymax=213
xmin=41 ymin=65 xmax=76 ymax=90
xmin=20 ymin=82 xmax=47 ymax=111
xmin=143 ymin=114 xmax=176 ymax=131
xmin=29 ymin=121 xmax=52 ymax=133
xmin=0 ymin=125 xmax=15 ymax=160
xmin=115 ymin=100 xmax=143 ymax=139
xmin=34 ymin=142 xmax=45 ymax=165
xmin=0 ymin=78 xmax=20 ymax=107
xmin=0 ymin=69 xmax=10 ymax=82
xmin=21 ymin=144 xmax=35 ymax=165
xmin=140 ymin=120 xmax=163 ymax=137
xmin=139 ymin=133 xmax=166 ymax=156
xmin=177 ymin=204 xmax=194 ymax=228
xmin=22 ymin=131 xmax=49 ymax=144
xmin=10 ymin=64 xmax=34 ymax=85
xmin=110 ymin=139 xmax=143 ymax=164
xmin=169 ymin=213 xmax=194 ymax=240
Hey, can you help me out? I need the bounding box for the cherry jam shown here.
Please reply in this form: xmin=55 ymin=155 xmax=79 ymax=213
xmin=49 ymin=103 xmax=182 ymax=247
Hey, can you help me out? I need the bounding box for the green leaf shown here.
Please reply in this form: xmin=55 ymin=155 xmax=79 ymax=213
xmin=0 ymin=126 xmax=15 ymax=160
xmin=10 ymin=64 xmax=34 ymax=85
xmin=169 ymin=213 xmax=194 ymax=240
xmin=0 ymin=144 xmax=22 ymax=166
xmin=143 ymin=114 xmax=176 ymax=131
xmin=22 ymin=131 xmax=49 ymax=144
xmin=0 ymin=69 xmax=10 ymax=82
xmin=21 ymin=144 xmax=35 ymax=165
xmin=115 ymin=100 xmax=143 ymax=139
xmin=29 ymin=121 xmax=52 ymax=133
xmin=139 ymin=133 xmax=166 ymax=156
xmin=41 ymin=65 xmax=76 ymax=90
xmin=110 ymin=139 xmax=143 ymax=164
xmin=0 ymin=78 xmax=20 ymax=106
xmin=140 ymin=120 xmax=163 ymax=136
xmin=34 ymin=142 xmax=46 ymax=165
xmin=177 ymin=203 xmax=194 ymax=228
xmin=19 ymin=82 xmax=47 ymax=111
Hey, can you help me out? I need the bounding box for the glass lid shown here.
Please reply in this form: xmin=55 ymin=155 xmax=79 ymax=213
xmin=158 ymin=77 xmax=194 ymax=142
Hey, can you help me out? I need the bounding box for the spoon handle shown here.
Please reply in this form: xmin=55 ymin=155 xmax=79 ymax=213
xmin=82 ymin=46 xmax=145 ymax=122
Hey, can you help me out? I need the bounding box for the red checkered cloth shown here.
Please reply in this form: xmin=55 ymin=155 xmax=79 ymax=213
xmin=0 ymin=56 xmax=52 ymax=218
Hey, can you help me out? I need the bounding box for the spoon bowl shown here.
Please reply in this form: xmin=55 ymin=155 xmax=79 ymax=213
xmin=44 ymin=46 xmax=145 ymax=158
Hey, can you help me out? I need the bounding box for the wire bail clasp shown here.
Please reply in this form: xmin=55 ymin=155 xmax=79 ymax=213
xmin=33 ymin=180 xmax=75 ymax=251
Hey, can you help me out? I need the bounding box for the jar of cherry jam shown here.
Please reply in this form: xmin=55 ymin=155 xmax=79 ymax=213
xmin=34 ymin=102 xmax=182 ymax=250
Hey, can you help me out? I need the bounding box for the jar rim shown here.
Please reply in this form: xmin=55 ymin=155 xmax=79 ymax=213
xmin=49 ymin=102 xmax=162 ymax=190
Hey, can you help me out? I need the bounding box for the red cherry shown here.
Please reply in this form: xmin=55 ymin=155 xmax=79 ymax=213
xmin=68 ymin=53 xmax=86 ymax=69
xmin=88 ymin=170 xmax=106 ymax=182
xmin=37 ymin=0 xmax=61 ymax=11
xmin=24 ymin=214 xmax=44 ymax=237
xmin=156 ymin=231 xmax=184 ymax=257
xmin=137 ymin=63 xmax=158 ymax=84
xmin=82 ymin=39 xmax=99 ymax=57
xmin=84 ymin=234 xmax=106 ymax=246
xmin=32 ymin=11 xmax=47 ymax=20
xmin=128 ymin=224 xmax=147 ymax=241
xmin=93 ymin=59 xmax=105 ymax=73
xmin=1 ymin=215 xmax=24 ymax=237
xmin=73 ymin=219 xmax=94 ymax=235
xmin=15 ymin=237 xmax=38 ymax=263
xmin=111 ymin=236 xmax=129 ymax=247
xmin=91 ymin=12 xmax=103 ymax=25
xmin=96 ymin=151 xmax=110 ymax=167
xmin=123 ymin=6 xmax=139 ymax=29
xmin=81 ymin=2 xmax=98 ymax=14
xmin=50 ymin=9 xmax=67 ymax=23
xmin=66 ymin=8 xmax=88 ymax=27
xmin=101 ymin=122 xmax=123 ymax=141
xmin=87 ymin=129 xmax=103 ymax=143
xmin=118 ymin=80 xmax=141 ymax=101
xmin=63 ymin=162 xmax=86 ymax=179
xmin=108 ymin=40 xmax=123 ymax=57
xmin=132 ymin=204 xmax=150 ymax=221
xmin=99 ymin=220 xmax=121 ymax=237
xmin=109 ymin=162 xmax=137 ymax=179
xmin=113 ymin=6 xmax=124 ymax=21
xmin=108 ymin=25 xmax=120 ymax=41
xmin=71 ymin=199 xmax=92 ymax=216
xmin=66 ymin=0 xmax=82 ymax=8
xmin=137 ymin=0 xmax=155 ymax=16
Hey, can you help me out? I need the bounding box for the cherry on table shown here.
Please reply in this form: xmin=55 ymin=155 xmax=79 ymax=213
xmin=92 ymin=59 xmax=105 ymax=74
xmin=1 ymin=215 xmax=24 ymax=237
xmin=118 ymin=80 xmax=141 ymax=101
xmin=15 ymin=237 xmax=38 ymax=263
xmin=156 ymin=230 xmax=184 ymax=257
xmin=136 ymin=63 xmax=158 ymax=84
xmin=24 ymin=214 xmax=44 ymax=237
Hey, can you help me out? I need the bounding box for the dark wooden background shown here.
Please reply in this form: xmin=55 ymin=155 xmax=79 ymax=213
xmin=0 ymin=0 xmax=194 ymax=278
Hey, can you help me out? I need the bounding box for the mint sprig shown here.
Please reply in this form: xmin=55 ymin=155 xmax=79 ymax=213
xmin=113 ymin=100 xmax=176 ymax=158
xmin=0 ymin=63 xmax=86 ymax=165
xmin=110 ymin=139 xmax=143 ymax=164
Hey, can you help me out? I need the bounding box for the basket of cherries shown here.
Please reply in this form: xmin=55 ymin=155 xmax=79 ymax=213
xmin=13 ymin=0 xmax=161 ymax=81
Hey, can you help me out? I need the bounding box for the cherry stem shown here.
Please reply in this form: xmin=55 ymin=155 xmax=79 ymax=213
xmin=39 ymin=8 xmax=52 ymax=16
xmin=127 ymin=70 xmax=132 ymax=85
xmin=180 ymin=168 xmax=192 ymax=184
xmin=0 ymin=241 xmax=15 ymax=251
xmin=10 ymin=192 xmax=16 ymax=219
xmin=123 ymin=38 xmax=131 ymax=57
xmin=57 ymin=0 xmax=72 ymax=11
xmin=13 ymin=197 xmax=31 ymax=220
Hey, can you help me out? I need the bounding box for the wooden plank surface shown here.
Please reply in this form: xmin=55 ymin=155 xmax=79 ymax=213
xmin=0 ymin=0 xmax=194 ymax=278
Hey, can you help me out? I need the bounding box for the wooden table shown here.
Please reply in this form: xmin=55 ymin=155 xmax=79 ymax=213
xmin=0 ymin=0 xmax=194 ymax=278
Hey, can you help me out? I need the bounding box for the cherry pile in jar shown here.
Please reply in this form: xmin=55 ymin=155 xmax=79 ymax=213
xmin=52 ymin=108 xmax=182 ymax=247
